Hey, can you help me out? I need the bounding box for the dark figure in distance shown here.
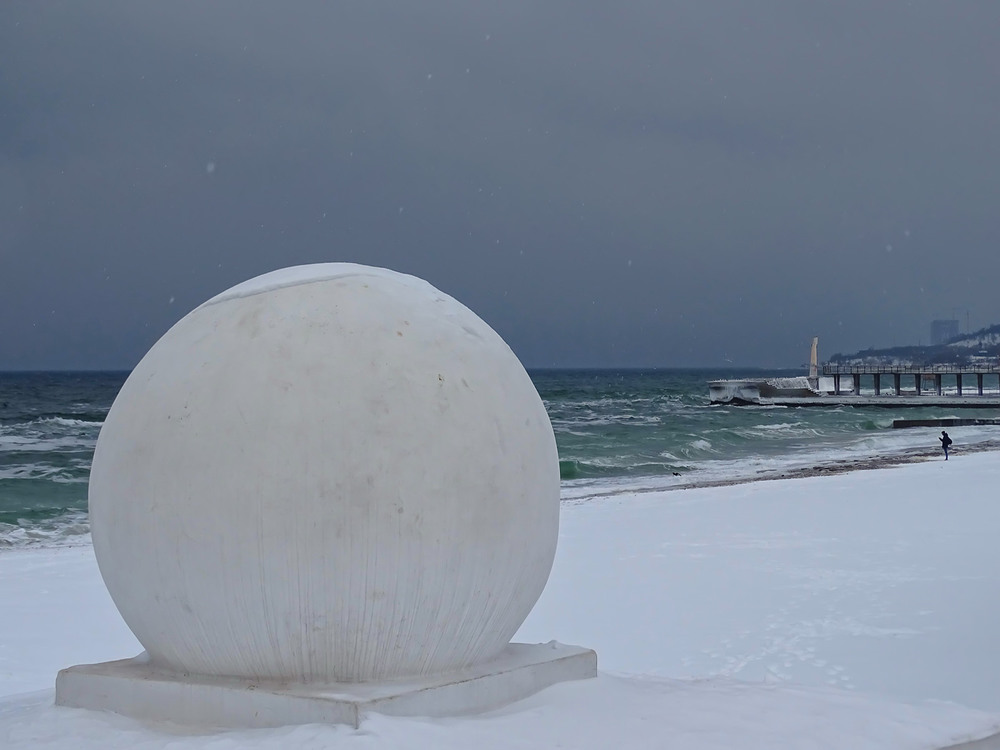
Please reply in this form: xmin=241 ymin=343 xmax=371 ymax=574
xmin=939 ymin=430 xmax=953 ymax=460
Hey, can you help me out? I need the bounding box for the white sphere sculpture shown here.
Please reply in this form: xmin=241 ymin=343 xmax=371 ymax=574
xmin=89 ymin=264 xmax=560 ymax=683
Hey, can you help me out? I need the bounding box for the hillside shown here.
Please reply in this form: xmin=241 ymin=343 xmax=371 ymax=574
xmin=829 ymin=324 xmax=1000 ymax=367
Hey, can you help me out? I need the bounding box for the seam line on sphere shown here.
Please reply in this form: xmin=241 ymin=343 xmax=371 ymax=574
xmin=197 ymin=268 xmax=432 ymax=309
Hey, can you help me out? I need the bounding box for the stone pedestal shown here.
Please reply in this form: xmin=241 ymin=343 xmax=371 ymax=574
xmin=57 ymin=643 xmax=597 ymax=729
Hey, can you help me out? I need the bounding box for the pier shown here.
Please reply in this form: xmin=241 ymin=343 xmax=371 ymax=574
xmin=709 ymin=362 xmax=1000 ymax=407
xmin=822 ymin=364 xmax=1000 ymax=398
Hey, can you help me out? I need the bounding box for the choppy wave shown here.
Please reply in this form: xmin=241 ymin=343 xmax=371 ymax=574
xmin=0 ymin=435 xmax=97 ymax=452
xmin=0 ymin=371 xmax=123 ymax=550
xmin=5 ymin=368 xmax=1000 ymax=549
xmin=536 ymin=369 xmax=1000 ymax=500
xmin=746 ymin=421 xmax=805 ymax=431
xmin=0 ymin=509 xmax=90 ymax=549
xmin=0 ymin=463 xmax=87 ymax=481
xmin=36 ymin=416 xmax=105 ymax=428
xmin=0 ymin=412 xmax=108 ymax=428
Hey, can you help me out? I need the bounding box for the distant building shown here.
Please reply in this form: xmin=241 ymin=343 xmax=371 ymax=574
xmin=931 ymin=319 xmax=960 ymax=345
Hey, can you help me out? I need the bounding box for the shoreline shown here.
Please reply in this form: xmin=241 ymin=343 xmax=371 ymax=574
xmin=671 ymin=439 xmax=1000 ymax=491
xmin=562 ymin=440 xmax=1000 ymax=503
xmin=4 ymin=442 xmax=999 ymax=552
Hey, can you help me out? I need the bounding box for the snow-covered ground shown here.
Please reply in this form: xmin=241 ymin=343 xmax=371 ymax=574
xmin=3 ymin=453 xmax=1000 ymax=748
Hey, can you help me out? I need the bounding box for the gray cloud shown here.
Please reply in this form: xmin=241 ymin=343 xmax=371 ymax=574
xmin=3 ymin=1 xmax=999 ymax=368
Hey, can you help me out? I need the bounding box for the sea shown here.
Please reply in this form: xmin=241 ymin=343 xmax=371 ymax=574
xmin=3 ymin=368 xmax=1000 ymax=550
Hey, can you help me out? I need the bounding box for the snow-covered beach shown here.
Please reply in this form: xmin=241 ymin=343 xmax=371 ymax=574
xmin=3 ymin=451 xmax=1000 ymax=748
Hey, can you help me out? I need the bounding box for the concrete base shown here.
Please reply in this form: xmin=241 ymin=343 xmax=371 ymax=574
xmin=55 ymin=642 xmax=597 ymax=729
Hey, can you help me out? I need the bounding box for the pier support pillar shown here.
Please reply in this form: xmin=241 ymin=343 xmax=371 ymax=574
xmin=957 ymin=374 xmax=963 ymax=396
xmin=936 ymin=375 xmax=943 ymax=396
xmin=874 ymin=374 xmax=881 ymax=396
xmin=834 ymin=374 xmax=841 ymax=395
xmin=852 ymin=374 xmax=861 ymax=396
xmin=916 ymin=374 xmax=922 ymax=396
xmin=979 ymin=374 xmax=985 ymax=395
xmin=894 ymin=373 xmax=901 ymax=395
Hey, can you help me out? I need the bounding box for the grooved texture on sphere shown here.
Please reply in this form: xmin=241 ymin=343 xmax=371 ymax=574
xmin=88 ymin=264 xmax=560 ymax=683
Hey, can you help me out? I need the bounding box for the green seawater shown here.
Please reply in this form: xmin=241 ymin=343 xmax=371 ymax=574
xmin=3 ymin=368 xmax=999 ymax=547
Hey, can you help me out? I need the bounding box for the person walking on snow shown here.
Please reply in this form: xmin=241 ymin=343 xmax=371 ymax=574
xmin=939 ymin=430 xmax=953 ymax=460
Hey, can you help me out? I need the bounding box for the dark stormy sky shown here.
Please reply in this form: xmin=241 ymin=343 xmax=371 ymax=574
xmin=3 ymin=2 xmax=999 ymax=370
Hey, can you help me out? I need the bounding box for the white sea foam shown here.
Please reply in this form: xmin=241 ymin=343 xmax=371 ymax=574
xmin=743 ymin=421 xmax=814 ymax=433
xmin=37 ymin=417 xmax=104 ymax=428
xmin=556 ymin=414 xmax=664 ymax=427
xmin=0 ymin=514 xmax=90 ymax=550
xmin=0 ymin=435 xmax=95 ymax=453
xmin=0 ymin=464 xmax=75 ymax=481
